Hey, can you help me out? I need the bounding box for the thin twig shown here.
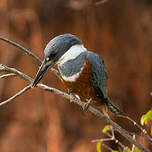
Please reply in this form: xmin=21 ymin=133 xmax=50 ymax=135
xmin=92 ymin=124 xmax=126 ymax=149
xmin=132 ymin=134 xmax=136 ymax=152
xmin=102 ymin=143 xmax=114 ymax=152
xmin=95 ymin=0 xmax=108 ymax=6
xmin=0 ymin=85 xmax=31 ymax=106
xmin=0 ymin=35 xmax=60 ymax=77
xmin=0 ymin=64 xmax=150 ymax=152
xmin=83 ymin=103 xmax=150 ymax=152
xmin=0 ymin=36 xmax=41 ymax=63
xmin=92 ymin=137 xmax=114 ymax=142
xmin=0 ymin=73 xmax=16 ymax=79
xmin=0 ymin=64 xmax=33 ymax=83
xmin=126 ymin=116 xmax=152 ymax=143
xmin=105 ymin=132 xmax=126 ymax=149
xmin=92 ymin=130 xmax=125 ymax=150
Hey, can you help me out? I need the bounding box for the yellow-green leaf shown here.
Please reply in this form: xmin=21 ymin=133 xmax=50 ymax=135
xmin=141 ymin=110 xmax=152 ymax=125
xmin=133 ymin=146 xmax=141 ymax=152
xmin=112 ymin=151 xmax=119 ymax=152
xmin=140 ymin=115 xmax=145 ymax=126
xmin=123 ymin=147 xmax=131 ymax=152
xmin=102 ymin=125 xmax=111 ymax=133
xmin=97 ymin=141 xmax=102 ymax=152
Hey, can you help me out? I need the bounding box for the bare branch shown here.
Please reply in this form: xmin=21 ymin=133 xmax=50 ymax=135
xmin=65 ymin=94 xmax=150 ymax=152
xmin=126 ymin=116 xmax=152 ymax=143
xmin=102 ymin=143 xmax=114 ymax=152
xmin=92 ymin=126 xmax=126 ymax=150
xmin=0 ymin=85 xmax=31 ymax=106
xmin=132 ymin=134 xmax=136 ymax=152
xmin=0 ymin=36 xmax=41 ymax=64
xmin=0 ymin=64 xmax=33 ymax=83
xmin=105 ymin=132 xmax=126 ymax=149
xmin=0 ymin=35 xmax=60 ymax=77
xmin=95 ymin=0 xmax=108 ymax=6
xmin=0 ymin=73 xmax=16 ymax=79
xmin=0 ymin=64 xmax=150 ymax=152
xmin=92 ymin=137 xmax=114 ymax=142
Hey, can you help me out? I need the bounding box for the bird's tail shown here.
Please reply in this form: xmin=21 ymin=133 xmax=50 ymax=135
xmin=105 ymin=98 xmax=126 ymax=117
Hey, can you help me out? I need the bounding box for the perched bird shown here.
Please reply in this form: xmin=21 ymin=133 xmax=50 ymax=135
xmin=32 ymin=34 xmax=126 ymax=116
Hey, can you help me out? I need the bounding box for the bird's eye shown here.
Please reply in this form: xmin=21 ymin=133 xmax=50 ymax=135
xmin=46 ymin=53 xmax=56 ymax=61
xmin=46 ymin=57 xmax=50 ymax=61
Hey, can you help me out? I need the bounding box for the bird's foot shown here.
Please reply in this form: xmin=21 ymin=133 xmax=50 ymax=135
xmin=68 ymin=90 xmax=77 ymax=103
xmin=83 ymin=98 xmax=92 ymax=111
xmin=68 ymin=89 xmax=73 ymax=94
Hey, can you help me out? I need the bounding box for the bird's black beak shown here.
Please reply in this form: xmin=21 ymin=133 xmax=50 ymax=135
xmin=32 ymin=59 xmax=55 ymax=87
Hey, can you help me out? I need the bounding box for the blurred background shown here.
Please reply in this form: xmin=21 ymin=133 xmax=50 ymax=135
xmin=0 ymin=0 xmax=152 ymax=151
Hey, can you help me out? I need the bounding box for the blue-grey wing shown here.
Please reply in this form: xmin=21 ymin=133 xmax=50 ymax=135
xmin=86 ymin=51 xmax=108 ymax=99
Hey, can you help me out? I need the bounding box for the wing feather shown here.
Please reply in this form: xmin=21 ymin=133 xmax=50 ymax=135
xmin=86 ymin=51 xmax=108 ymax=99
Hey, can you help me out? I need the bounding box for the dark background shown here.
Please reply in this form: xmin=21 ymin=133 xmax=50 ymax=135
xmin=0 ymin=0 xmax=152 ymax=151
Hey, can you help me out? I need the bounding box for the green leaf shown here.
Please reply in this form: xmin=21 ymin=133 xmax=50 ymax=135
xmin=96 ymin=141 xmax=102 ymax=152
xmin=144 ymin=110 xmax=152 ymax=124
xmin=123 ymin=147 xmax=131 ymax=152
xmin=112 ymin=151 xmax=119 ymax=152
xmin=102 ymin=125 xmax=111 ymax=133
xmin=133 ymin=146 xmax=141 ymax=152
xmin=141 ymin=110 xmax=152 ymax=125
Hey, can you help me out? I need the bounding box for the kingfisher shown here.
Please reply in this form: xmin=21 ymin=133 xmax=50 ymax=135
xmin=32 ymin=34 xmax=126 ymax=116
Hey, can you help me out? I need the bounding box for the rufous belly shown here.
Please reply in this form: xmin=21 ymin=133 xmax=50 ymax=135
xmin=60 ymin=59 xmax=102 ymax=106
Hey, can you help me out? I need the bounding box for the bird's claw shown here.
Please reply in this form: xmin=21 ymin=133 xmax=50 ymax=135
xmin=83 ymin=98 xmax=92 ymax=111
xmin=68 ymin=90 xmax=77 ymax=103
xmin=70 ymin=95 xmax=77 ymax=103
xmin=68 ymin=89 xmax=73 ymax=94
